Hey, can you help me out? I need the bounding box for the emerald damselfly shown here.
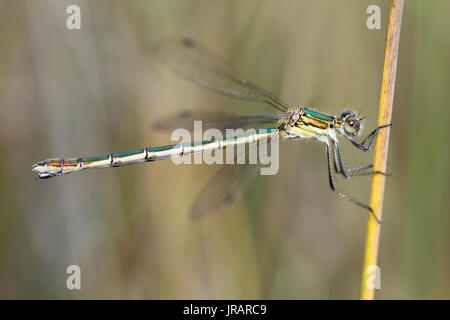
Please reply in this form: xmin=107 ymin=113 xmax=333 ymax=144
xmin=32 ymin=38 xmax=390 ymax=222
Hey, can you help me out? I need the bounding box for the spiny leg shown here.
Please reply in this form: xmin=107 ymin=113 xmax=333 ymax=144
xmin=333 ymin=141 xmax=391 ymax=178
xmin=333 ymin=142 xmax=342 ymax=173
xmin=332 ymin=142 xmax=373 ymax=175
xmin=345 ymin=123 xmax=391 ymax=152
xmin=325 ymin=144 xmax=382 ymax=224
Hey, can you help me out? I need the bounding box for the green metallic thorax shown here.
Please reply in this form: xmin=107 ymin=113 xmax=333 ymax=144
xmin=278 ymin=107 xmax=342 ymax=140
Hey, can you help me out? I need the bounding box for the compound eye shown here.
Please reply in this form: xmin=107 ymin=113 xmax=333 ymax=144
xmin=350 ymin=119 xmax=360 ymax=128
xmin=345 ymin=118 xmax=360 ymax=135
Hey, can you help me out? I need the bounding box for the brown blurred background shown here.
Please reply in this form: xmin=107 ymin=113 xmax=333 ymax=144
xmin=0 ymin=0 xmax=448 ymax=299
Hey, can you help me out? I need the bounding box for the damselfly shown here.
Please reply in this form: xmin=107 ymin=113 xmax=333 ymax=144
xmin=32 ymin=38 xmax=390 ymax=222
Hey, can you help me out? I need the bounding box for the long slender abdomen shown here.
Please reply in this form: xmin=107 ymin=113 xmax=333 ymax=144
xmin=32 ymin=144 xmax=183 ymax=179
xmin=31 ymin=128 xmax=277 ymax=179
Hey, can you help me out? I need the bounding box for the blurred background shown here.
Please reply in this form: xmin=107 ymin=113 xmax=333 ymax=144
xmin=0 ymin=0 xmax=448 ymax=299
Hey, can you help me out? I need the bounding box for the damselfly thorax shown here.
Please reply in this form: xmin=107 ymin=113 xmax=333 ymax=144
xmin=279 ymin=107 xmax=360 ymax=144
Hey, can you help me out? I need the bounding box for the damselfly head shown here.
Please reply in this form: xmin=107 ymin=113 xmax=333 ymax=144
xmin=339 ymin=109 xmax=363 ymax=137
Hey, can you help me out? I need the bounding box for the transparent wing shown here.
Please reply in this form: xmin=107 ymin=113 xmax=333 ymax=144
xmin=190 ymin=130 xmax=279 ymax=219
xmin=153 ymin=38 xmax=290 ymax=112
xmin=154 ymin=110 xmax=286 ymax=133
xmin=190 ymin=151 xmax=259 ymax=220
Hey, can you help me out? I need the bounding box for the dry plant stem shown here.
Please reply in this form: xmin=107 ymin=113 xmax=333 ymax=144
xmin=360 ymin=0 xmax=404 ymax=300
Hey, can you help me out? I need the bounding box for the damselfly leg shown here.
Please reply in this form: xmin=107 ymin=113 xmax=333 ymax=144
xmin=344 ymin=123 xmax=392 ymax=151
xmin=326 ymin=143 xmax=382 ymax=224
xmin=333 ymin=141 xmax=391 ymax=179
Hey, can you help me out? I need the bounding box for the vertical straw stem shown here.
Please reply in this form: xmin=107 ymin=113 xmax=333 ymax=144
xmin=360 ymin=0 xmax=404 ymax=300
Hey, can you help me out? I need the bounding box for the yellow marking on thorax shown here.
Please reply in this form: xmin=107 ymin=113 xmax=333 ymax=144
xmin=295 ymin=116 xmax=331 ymax=136
xmin=288 ymin=125 xmax=317 ymax=139
xmin=301 ymin=115 xmax=330 ymax=130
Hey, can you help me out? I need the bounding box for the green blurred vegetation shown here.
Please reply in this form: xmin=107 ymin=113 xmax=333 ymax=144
xmin=0 ymin=0 xmax=448 ymax=299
